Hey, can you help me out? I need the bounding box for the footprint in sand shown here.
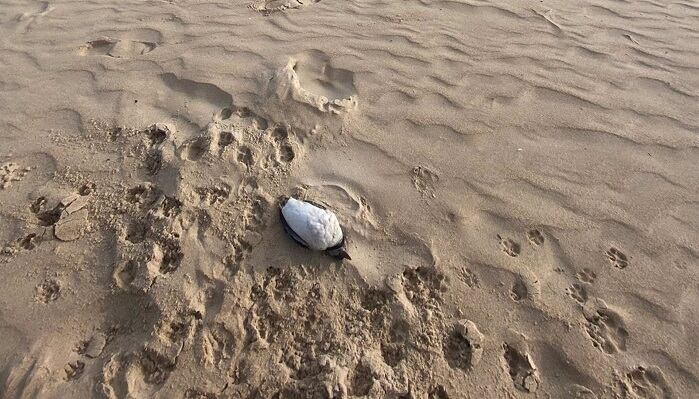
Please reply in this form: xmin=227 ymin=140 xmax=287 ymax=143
xmin=583 ymin=298 xmax=628 ymax=354
xmin=77 ymin=333 xmax=107 ymax=359
xmin=606 ymin=247 xmax=629 ymax=269
xmin=250 ymin=0 xmax=322 ymax=14
xmin=411 ymin=165 xmax=439 ymax=198
xmin=19 ymin=233 xmax=40 ymax=250
xmin=219 ymin=192 xmax=268 ymax=268
xmin=526 ymin=229 xmax=545 ymax=246
xmin=139 ymin=348 xmax=177 ymax=386
xmin=1 ymin=162 xmax=30 ymax=189
xmin=459 ymin=266 xmax=480 ymax=288
xmin=510 ymin=278 xmax=529 ymax=302
xmin=443 ymin=319 xmax=484 ymax=372
xmin=142 ymin=124 xmax=176 ymax=175
xmin=429 ymin=385 xmax=449 ymax=398
xmin=497 ymin=234 xmax=521 ymax=257
xmin=30 ymin=196 xmax=62 ymax=226
xmin=64 ymin=360 xmax=85 ymax=381
xmin=12 ymin=1 xmax=54 ymax=33
xmin=565 ymin=283 xmax=588 ymax=305
xmin=576 ymin=268 xmax=597 ymax=283
xmin=113 ymin=186 xmax=186 ymax=291
xmin=268 ymin=50 xmax=357 ymax=114
xmin=236 ymin=146 xmax=254 ymax=170
xmin=196 ymin=105 xmax=296 ymax=176
xmin=195 ymin=183 xmax=231 ymax=206
xmin=79 ymin=38 xmax=157 ymax=58
xmin=615 ymin=365 xmax=673 ymax=398
xmin=502 ymin=342 xmax=540 ymax=393
xmin=35 ymin=279 xmax=60 ymax=303
xmin=198 ymin=323 xmax=236 ymax=369
xmin=268 ymin=126 xmax=296 ymax=166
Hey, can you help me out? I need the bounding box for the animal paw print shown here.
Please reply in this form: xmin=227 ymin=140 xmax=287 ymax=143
xmin=411 ymin=165 xmax=439 ymax=198
xmin=503 ymin=344 xmax=540 ymax=393
xmin=79 ymin=182 xmax=96 ymax=196
xmin=140 ymin=348 xmax=176 ymax=385
xmin=77 ymin=333 xmax=107 ymax=358
xmin=217 ymin=131 xmax=234 ymax=155
xmin=30 ymin=196 xmax=63 ymax=226
xmin=159 ymin=244 xmax=184 ymax=274
xmin=79 ymin=38 xmax=157 ymax=58
xmin=497 ymin=235 xmax=521 ymax=257
xmin=429 ymin=385 xmax=450 ymax=399
xmin=565 ymin=283 xmax=587 ymax=304
xmin=526 ymin=229 xmax=545 ymax=246
xmin=143 ymin=124 xmax=172 ymax=174
xmin=182 ymin=136 xmax=211 ymax=162
xmin=606 ymin=247 xmax=628 ymax=269
xmin=64 ymin=360 xmax=85 ymax=381
xmin=459 ymin=267 xmax=479 ymax=288
xmin=196 ymin=183 xmax=230 ymax=206
xmin=35 ymin=279 xmax=60 ymax=303
xmin=19 ymin=233 xmax=40 ymax=250
xmin=251 ymin=0 xmax=323 ymax=14
xmin=268 ymin=126 xmax=295 ymax=167
xmin=126 ymin=184 xmax=159 ymax=206
xmin=617 ymin=366 xmax=672 ymax=399
xmin=114 ymin=260 xmax=137 ymax=290
xmin=584 ymin=304 xmax=628 ymax=354
xmin=510 ymin=279 xmax=528 ymax=302
xmin=1 ymin=162 xmax=30 ymax=189
xmin=443 ymin=320 xmax=483 ymax=371
xmin=402 ymin=266 xmax=448 ymax=306
xmin=576 ymin=268 xmax=597 ymax=283
xmin=380 ymin=320 xmax=408 ymax=367
xmin=201 ymin=323 xmax=236 ymax=368
xmin=237 ymin=146 xmax=254 ymax=170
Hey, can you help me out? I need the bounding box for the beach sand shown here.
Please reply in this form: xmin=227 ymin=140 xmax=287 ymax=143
xmin=0 ymin=0 xmax=697 ymax=397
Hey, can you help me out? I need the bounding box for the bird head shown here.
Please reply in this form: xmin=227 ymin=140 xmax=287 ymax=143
xmin=326 ymin=246 xmax=351 ymax=261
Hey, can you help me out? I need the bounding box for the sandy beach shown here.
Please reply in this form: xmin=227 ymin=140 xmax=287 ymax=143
xmin=0 ymin=0 xmax=697 ymax=397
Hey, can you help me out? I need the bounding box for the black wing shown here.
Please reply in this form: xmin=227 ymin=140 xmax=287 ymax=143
xmin=305 ymin=199 xmax=327 ymax=210
xmin=279 ymin=206 xmax=309 ymax=248
xmin=326 ymin=229 xmax=346 ymax=250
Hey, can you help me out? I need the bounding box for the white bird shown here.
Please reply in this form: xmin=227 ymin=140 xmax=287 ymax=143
xmin=280 ymin=197 xmax=351 ymax=260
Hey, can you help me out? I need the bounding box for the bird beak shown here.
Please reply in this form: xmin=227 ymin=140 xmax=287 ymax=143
xmin=327 ymin=247 xmax=352 ymax=261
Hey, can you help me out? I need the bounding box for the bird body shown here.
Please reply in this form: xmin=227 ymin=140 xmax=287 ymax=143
xmin=280 ymin=197 xmax=351 ymax=260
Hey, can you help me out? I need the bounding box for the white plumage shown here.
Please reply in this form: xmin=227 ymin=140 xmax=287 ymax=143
xmin=281 ymin=197 xmax=343 ymax=250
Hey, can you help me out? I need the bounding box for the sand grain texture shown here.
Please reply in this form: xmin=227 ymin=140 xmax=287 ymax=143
xmin=0 ymin=0 xmax=697 ymax=398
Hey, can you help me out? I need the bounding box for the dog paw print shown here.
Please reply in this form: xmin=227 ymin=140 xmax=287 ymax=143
xmin=503 ymin=343 xmax=540 ymax=393
xmin=565 ymin=283 xmax=587 ymax=304
xmin=411 ymin=165 xmax=439 ymax=198
xmin=444 ymin=320 xmax=484 ymax=372
xmin=584 ymin=300 xmax=628 ymax=354
xmin=526 ymin=229 xmax=545 ymax=246
xmin=617 ymin=366 xmax=672 ymax=399
xmin=35 ymin=279 xmax=60 ymax=303
xmin=1 ymin=162 xmax=30 ymax=189
xmin=606 ymin=247 xmax=628 ymax=269
xmin=576 ymin=268 xmax=597 ymax=283
xmin=64 ymin=360 xmax=85 ymax=381
xmin=497 ymin=235 xmax=521 ymax=257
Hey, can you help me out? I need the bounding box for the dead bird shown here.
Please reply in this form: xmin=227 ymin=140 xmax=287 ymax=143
xmin=280 ymin=196 xmax=351 ymax=260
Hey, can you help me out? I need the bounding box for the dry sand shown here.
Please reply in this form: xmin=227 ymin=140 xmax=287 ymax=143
xmin=0 ymin=0 xmax=698 ymax=398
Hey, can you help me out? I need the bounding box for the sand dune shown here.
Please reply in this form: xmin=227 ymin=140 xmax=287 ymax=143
xmin=0 ymin=0 xmax=697 ymax=397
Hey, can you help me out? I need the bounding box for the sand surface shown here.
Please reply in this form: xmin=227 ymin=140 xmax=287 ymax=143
xmin=1 ymin=0 xmax=698 ymax=398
